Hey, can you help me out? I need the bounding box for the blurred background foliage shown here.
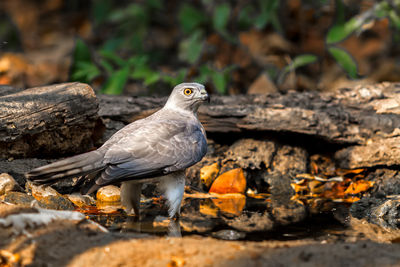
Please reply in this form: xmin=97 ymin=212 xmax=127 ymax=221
xmin=0 ymin=0 xmax=400 ymax=95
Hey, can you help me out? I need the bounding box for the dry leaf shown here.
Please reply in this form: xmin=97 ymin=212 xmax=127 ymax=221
xmin=199 ymin=199 xmax=219 ymax=217
xmin=209 ymin=168 xmax=246 ymax=194
xmin=211 ymin=194 xmax=246 ymax=215
xmin=344 ymin=180 xmax=375 ymax=195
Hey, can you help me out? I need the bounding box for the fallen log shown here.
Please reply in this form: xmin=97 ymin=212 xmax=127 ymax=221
xmin=98 ymin=82 xmax=400 ymax=169
xmin=0 ymin=82 xmax=98 ymax=158
xmin=99 ymin=82 xmax=400 ymax=145
xmin=3 ymin=82 xmax=400 ymax=169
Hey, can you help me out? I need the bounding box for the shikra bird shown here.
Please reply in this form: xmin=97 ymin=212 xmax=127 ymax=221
xmin=25 ymin=83 xmax=209 ymax=218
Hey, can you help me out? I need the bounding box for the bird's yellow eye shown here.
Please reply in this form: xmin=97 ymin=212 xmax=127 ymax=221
xmin=184 ymin=88 xmax=193 ymax=96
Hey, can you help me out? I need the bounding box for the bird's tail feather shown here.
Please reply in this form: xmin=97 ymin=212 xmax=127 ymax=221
xmin=25 ymin=150 xmax=105 ymax=185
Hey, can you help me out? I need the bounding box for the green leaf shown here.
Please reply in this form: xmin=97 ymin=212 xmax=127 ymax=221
xmin=238 ymin=5 xmax=255 ymax=30
xmin=211 ymin=72 xmax=227 ymax=94
xmin=70 ymin=40 xmax=97 ymax=83
xmin=143 ymin=72 xmax=161 ymax=86
xmin=72 ymin=39 xmax=91 ymax=63
xmin=213 ymin=3 xmax=230 ymax=34
xmin=283 ymin=54 xmax=318 ymax=73
xmin=328 ymin=46 xmax=358 ymax=79
xmin=163 ymin=69 xmax=187 ymax=86
xmin=70 ymin=62 xmax=100 ymax=82
xmin=99 ymin=50 xmax=127 ymax=67
xmin=194 ymin=65 xmax=213 ymax=84
xmin=178 ymin=4 xmax=207 ymax=34
xmin=326 ymin=18 xmax=360 ymax=44
xmin=92 ymin=0 xmax=112 ymax=26
xmin=389 ymin=9 xmax=400 ymax=30
xmin=101 ymin=66 xmax=130 ymax=95
xmin=179 ymin=30 xmax=204 ymax=64
xmin=146 ymin=0 xmax=163 ymax=10
xmin=254 ymin=0 xmax=281 ymax=31
xmin=99 ymin=59 xmax=114 ymax=73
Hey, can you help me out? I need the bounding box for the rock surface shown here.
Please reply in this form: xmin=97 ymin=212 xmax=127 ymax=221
xmin=0 ymin=173 xmax=22 ymax=195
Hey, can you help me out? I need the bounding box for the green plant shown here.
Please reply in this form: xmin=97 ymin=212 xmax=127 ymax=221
xmin=325 ymin=0 xmax=400 ymax=78
xmin=70 ymin=0 xmax=285 ymax=95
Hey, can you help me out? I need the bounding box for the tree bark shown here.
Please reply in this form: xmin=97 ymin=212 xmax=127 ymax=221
xmin=3 ymin=81 xmax=400 ymax=169
xmin=98 ymin=82 xmax=400 ymax=169
xmin=0 ymin=82 xmax=98 ymax=158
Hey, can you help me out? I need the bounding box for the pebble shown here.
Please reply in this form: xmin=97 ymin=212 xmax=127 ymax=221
xmin=96 ymin=185 xmax=121 ymax=202
xmin=212 ymin=229 xmax=246 ymax=240
xmin=0 ymin=173 xmax=22 ymax=195
xmin=1 ymin=191 xmax=35 ymax=206
xmin=26 ymin=182 xmax=75 ymax=210
xmin=67 ymin=193 xmax=96 ymax=208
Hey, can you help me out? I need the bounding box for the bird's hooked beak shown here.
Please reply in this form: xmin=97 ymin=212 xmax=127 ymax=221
xmin=200 ymin=88 xmax=210 ymax=103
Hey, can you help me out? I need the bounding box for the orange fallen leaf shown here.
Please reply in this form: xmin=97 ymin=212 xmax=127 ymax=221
xmin=0 ymin=250 xmax=21 ymax=265
xmin=209 ymin=168 xmax=246 ymax=194
xmin=200 ymin=163 xmax=220 ymax=188
xmin=336 ymin=168 xmax=366 ymax=176
xmin=199 ymin=199 xmax=219 ymax=217
xmin=320 ymin=182 xmax=348 ymax=199
xmin=291 ymin=183 xmax=308 ymax=194
xmin=332 ymin=196 xmax=361 ymax=203
xmin=344 ymin=180 xmax=375 ymax=195
xmin=211 ymin=194 xmax=246 ymax=216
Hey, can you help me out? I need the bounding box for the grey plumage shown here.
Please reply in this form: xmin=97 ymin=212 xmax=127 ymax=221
xmin=26 ymin=82 xmax=209 ymax=218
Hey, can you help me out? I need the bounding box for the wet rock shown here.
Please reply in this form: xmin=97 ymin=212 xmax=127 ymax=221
xmin=67 ymin=193 xmax=96 ymax=208
xmin=209 ymin=168 xmax=246 ymax=194
xmin=212 ymin=229 xmax=246 ymax=240
xmin=350 ymin=217 xmax=400 ymax=243
xmin=1 ymin=191 xmax=35 ymax=206
xmin=367 ymin=169 xmax=400 ymax=198
xmin=200 ymin=163 xmax=220 ymax=188
xmin=0 ymin=173 xmax=23 ymax=195
xmin=96 ymin=185 xmax=121 ymax=202
xmin=225 ymin=139 xmax=276 ymax=170
xmin=350 ymin=197 xmax=400 ymax=229
xmin=335 ymin=136 xmax=400 ymax=169
xmin=180 ymin=199 xmax=221 ymax=233
xmin=27 ymin=182 xmax=75 ymax=210
xmin=264 ymin=172 xmax=294 ymax=198
xmin=0 ymin=158 xmax=51 ymax=186
xmin=225 ymin=211 xmax=274 ymax=232
xmin=96 ymin=201 xmax=123 ymax=213
xmin=180 ymin=216 xmax=218 ymax=233
xmin=270 ymin=200 xmax=307 ymax=226
xmin=272 ymin=145 xmax=308 ymax=176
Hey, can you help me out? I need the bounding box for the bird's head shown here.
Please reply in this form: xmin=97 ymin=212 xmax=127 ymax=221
xmin=164 ymin=82 xmax=209 ymax=113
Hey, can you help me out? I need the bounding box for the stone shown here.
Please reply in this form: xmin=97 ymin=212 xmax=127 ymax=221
xmin=200 ymin=163 xmax=220 ymax=188
xmin=66 ymin=193 xmax=96 ymax=208
xmin=225 ymin=139 xmax=276 ymax=170
xmin=0 ymin=173 xmax=22 ymax=195
xmin=272 ymin=145 xmax=308 ymax=176
xmin=0 ymin=158 xmax=51 ymax=186
xmin=351 ymin=197 xmax=400 ymax=229
xmin=27 ymin=182 xmax=75 ymax=210
xmin=1 ymin=191 xmax=35 ymax=206
xmin=225 ymin=211 xmax=274 ymax=232
xmin=96 ymin=185 xmax=121 ymax=202
xmin=212 ymin=229 xmax=245 ymax=240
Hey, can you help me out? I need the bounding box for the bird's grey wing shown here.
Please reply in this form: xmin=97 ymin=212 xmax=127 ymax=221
xmin=95 ymin=120 xmax=207 ymax=187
